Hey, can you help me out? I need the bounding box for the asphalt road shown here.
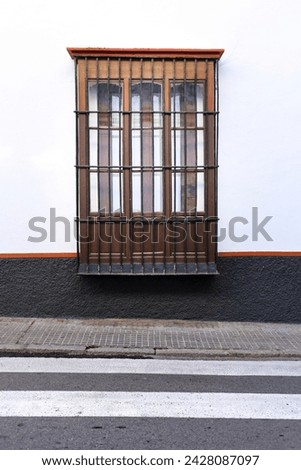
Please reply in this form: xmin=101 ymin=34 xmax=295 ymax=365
xmin=0 ymin=358 xmax=300 ymax=450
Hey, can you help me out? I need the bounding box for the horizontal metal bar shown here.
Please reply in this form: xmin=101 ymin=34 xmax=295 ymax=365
xmin=170 ymin=127 xmax=205 ymax=131
xmin=75 ymin=110 xmax=219 ymax=115
xmin=88 ymin=126 xmax=124 ymax=131
xmin=76 ymin=216 xmax=218 ymax=223
xmin=76 ymin=165 xmax=218 ymax=170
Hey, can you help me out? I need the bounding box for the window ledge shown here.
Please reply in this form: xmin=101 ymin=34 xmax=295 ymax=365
xmin=78 ymin=262 xmax=219 ymax=275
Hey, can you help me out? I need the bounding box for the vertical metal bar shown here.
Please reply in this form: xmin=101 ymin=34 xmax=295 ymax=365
xmin=183 ymin=59 xmax=188 ymax=273
xmin=214 ymin=59 xmax=219 ymax=265
xmin=172 ymin=59 xmax=177 ymax=273
xmin=107 ymin=58 xmax=112 ymax=273
xmin=129 ymin=59 xmax=134 ymax=273
xmin=77 ymin=60 xmax=89 ymax=269
xmin=151 ymin=58 xmax=155 ymax=272
xmin=96 ymin=58 xmax=101 ymax=273
xmin=118 ymin=58 xmax=123 ymax=272
xmin=85 ymin=57 xmax=90 ymax=272
xmin=162 ymin=58 xmax=166 ymax=274
xmin=205 ymin=60 xmax=216 ymax=270
xmin=74 ymin=59 xmax=80 ymax=269
xmin=122 ymin=72 xmax=131 ymax=273
xmin=140 ymin=58 xmax=144 ymax=273
xmin=204 ymin=58 xmax=209 ymax=269
xmin=194 ymin=58 xmax=198 ymax=273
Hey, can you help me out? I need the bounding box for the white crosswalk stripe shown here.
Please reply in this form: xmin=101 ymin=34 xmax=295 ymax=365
xmin=0 ymin=358 xmax=300 ymax=421
xmin=1 ymin=390 xmax=301 ymax=419
xmin=1 ymin=357 xmax=301 ymax=376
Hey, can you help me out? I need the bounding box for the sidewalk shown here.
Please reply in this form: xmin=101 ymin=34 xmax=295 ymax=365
xmin=0 ymin=316 xmax=300 ymax=359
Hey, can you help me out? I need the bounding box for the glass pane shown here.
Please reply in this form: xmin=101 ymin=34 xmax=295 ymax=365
xmin=154 ymin=172 xmax=163 ymax=212
xmin=131 ymin=82 xmax=163 ymax=214
xmin=171 ymin=82 xmax=204 ymax=128
xmin=88 ymin=81 xmax=123 ymax=215
xmin=154 ymin=129 xmax=162 ymax=167
xmin=187 ymin=173 xmax=197 ymax=212
xmin=171 ymin=93 xmax=181 ymax=128
xmin=172 ymin=173 xmax=182 ymax=212
xmin=132 ymin=93 xmax=141 ymax=129
xmin=99 ymin=173 xmax=109 ymax=212
xmin=131 ymin=82 xmax=162 ymax=128
xmin=112 ymin=173 xmax=122 ymax=213
xmin=141 ymin=129 xmax=152 ymax=166
xmin=90 ymin=172 xmax=98 ymax=213
xmin=172 ymin=130 xmax=200 ymax=167
xmin=89 ymin=130 xmax=98 ymax=166
xmin=88 ymin=84 xmax=98 ymax=128
xmin=171 ymin=130 xmax=183 ymax=167
xmin=132 ymin=173 xmax=141 ymax=213
xmin=99 ymin=130 xmax=109 ymax=166
xmin=196 ymin=84 xmax=204 ymax=128
xmin=111 ymin=94 xmax=121 ymax=128
xmin=172 ymin=172 xmax=204 ymax=213
xmin=153 ymin=92 xmax=162 ymax=127
xmin=111 ymin=130 xmax=121 ymax=167
xmin=171 ymin=82 xmax=205 ymax=213
xmin=186 ymin=130 xmax=197 ymax=166
xmin=88 ymin=81 xmax=122 ymax=129
xmin=197 ymin=130 xmax=204 ymax=166
xmin=142 ymin=172 xmax=153 ymax=213
xmin=197 ymin=173 xmax=205 ymax=212
xmin=96 ymin=130 xmax=122 ymax=168
xmin=90 ymin=172 xmax=123 ymax=214
xmin=132 ymin=130 xmax=141 ymax=167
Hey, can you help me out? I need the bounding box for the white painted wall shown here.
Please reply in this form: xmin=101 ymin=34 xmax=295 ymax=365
xmin=0 ymin=0 xmax=300 ymax=253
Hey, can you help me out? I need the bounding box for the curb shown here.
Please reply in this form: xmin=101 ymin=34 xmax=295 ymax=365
xmin=0 ymin=344 xmax=300 ymax=359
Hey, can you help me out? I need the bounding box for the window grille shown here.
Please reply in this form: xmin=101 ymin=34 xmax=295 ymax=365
xmin=68 ymin=48 xmax=224 ymax=275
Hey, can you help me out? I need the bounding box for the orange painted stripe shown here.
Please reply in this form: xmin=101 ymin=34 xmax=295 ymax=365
xmin=0 ymin=253 xmax=77 ymax=259
xmin=218 ymin=251 xmax=301 ymax=257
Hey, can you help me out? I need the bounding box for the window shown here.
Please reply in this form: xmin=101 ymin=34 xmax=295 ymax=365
xmin=68 ymin=48 xmax=224 ymax=274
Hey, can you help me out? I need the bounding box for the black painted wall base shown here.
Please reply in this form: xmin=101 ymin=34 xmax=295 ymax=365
xmin=0 ymin=256 xmax=300 ymax=322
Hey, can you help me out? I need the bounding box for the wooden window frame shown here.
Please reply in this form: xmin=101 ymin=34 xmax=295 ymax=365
xmin=68 ymin=48 xmax=224 ymax=275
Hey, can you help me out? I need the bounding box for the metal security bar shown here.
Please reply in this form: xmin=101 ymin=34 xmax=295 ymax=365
xmin=69 ymin=48 xmax=223 ymax=275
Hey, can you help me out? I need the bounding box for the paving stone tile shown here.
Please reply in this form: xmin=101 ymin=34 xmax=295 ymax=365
xmin=0 ymin=317 xmax=300 ymax=357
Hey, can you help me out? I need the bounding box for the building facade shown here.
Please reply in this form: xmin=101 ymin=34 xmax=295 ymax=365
xmin=0 ymin=0 xmax=300 ymax=321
